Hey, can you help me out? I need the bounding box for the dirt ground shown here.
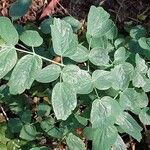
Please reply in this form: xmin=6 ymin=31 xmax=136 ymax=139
xmin=0 ymin=0 xmax=150 ymax=30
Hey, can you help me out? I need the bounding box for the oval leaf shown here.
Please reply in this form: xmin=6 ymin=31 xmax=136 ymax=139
xmin=52 ymin=82 xmax=77 ymax=120
xmin=66 ymin=133 xmax=86 ymax=150
xmin=20 ymin=30 xmax=43 ymax=47
xmin=0 ymin=47 xmax=17 ymax=79
xmin=9 ymin=54 xmax=42 ymax=94
xmin=91 ymin=96 xmax=121 ymax=128
xmin=62 ymin=65 xmax=93 ymax=94
xmin=92 ymin=70 xmax=112 ymax=90
xmin=88 ymin=47 xmax=109 ymax=66
xmin=0 ymin=17 xmax=19 ymax=45
xmin=36 ymin=64 xmax=61 ymax=83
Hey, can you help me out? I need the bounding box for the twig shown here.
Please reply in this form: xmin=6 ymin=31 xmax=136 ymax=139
xmin=0 ymin=104 xmax=9 ymax=121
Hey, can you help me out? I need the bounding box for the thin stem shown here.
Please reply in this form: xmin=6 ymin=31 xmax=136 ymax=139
xmin=87 ymin=37 xmax=93 ymax=72
xmin=15 ymin=48 xmax=65 ymax=67
xmin=94 ymin=88 xmax=100 ymax=99
xmin=32 ymin=46 xmax=35 ymax=54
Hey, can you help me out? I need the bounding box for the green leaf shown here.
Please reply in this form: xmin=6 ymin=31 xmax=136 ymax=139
xmin=74 ymin=115 xmax=88 ymax=126
xmin=40 ymin=118 xmax=62 ymax=138
xmin=116 ymin=112 xmax=142 ymax=142
xmin=147 ymin=68 xmax=150 ymax=78
xmin=139 ymin=107 xmax=150 ymax=125
xmin=92 ymin=126 xmax=118 ymax=150
xmin=20 ymin=124 xmax=37 ymax=141
xmin=21 ymin=110 xmax=32 ymax=123
xmin=66 ymin=133 xmax=86 ymax=150
xmin=111 ymin=63 xmax=134 ymax=90
xmin=132 ymin=70 xmax=146 ymax=88
xmin=62 ymin=65 xmax=93 ymax=94
xmin=87 ymin=36 xmax=108 ymax=49
xmin=69 ymin=44 xmax=89 ymax=63
xmin=9 ymin=0 xmax=32 ymax=19
xmin=112 ymin=135 xmax=127 ymax=150
xmin=51 ymin=18 xmax=78 ymax=57
xmin=92 ymin=70 xmax=112 ymax=90
xmin=135 ymin=53 xmax=148 ymax=73
xmin=130 ymin=25 xmax=147 ymax=40
xmin=88 ymin=47 xmax=109 ymax=66
xmin=105 ymin=22 xmax=118 ymax=39
xmin=119 ymin=88 xmax=148 ymax=114
xmin=35 ymin=64 xmax=61 ymax=83
xmin=37 ymin=103 xmax=51 ymax=117
xmin=8 ymin=118 xmax=22 ymax=133
xmin=0 ymin=47 xmax=17 ymax=79
xmin=142 ymin=78 xmax=150 ymax=92
xmin=20 ymin=30 xmax=43 ymax=47
xmin=114 ymin=47 xmax=126 ymax=65
xmin=138 ymin=37 xmax=150 ymax=50
xmin=40 ymin=18 xmax=53 ymax=34
xmin=114 ymin=38 xmax=126 ymax=49
xmin=0 ymin=17 xmax=19 ymax=45
xmin=9 ymin=54 xmax=42 ymax=95
xmin=63 ymin=16 xmax=81 ymax=32
xmin=87 ymin=6 xmax=113 ymax=38
xmin=91 ymin=96 xmax=121 ymax=128
xmin=52 ymin=82 xmax=77 ymax=120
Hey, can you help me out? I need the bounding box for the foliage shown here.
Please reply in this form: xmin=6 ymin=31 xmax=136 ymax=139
xmin=0 ymin=4 xmax=150 ymax=150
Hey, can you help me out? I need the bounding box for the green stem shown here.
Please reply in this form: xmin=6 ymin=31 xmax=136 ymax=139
xmin=15 ymin=48 xmax=65 ymax=67
xmin=94 ymin=88 xmax=100 ymax=99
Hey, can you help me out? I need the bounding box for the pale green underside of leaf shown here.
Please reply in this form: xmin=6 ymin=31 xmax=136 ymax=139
xmin=91 ymin=96 xmax=121 ymax=128
xmin=66 ymin=133 xmax=86 ymax=150
xmin=0 ymin=17 xmax=19 ymax=45
xmin=9 ymin=54 xmax=42 ymax=94
xmin=52 ymin=82 xmax=77 ymax=120
xmin=35 ymin=64 xmax=61 ymax=83
xmin=0 ymin=47 xmax=17 ymax=79
xmin=62 ymin=65 xmax=93 ymax=94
